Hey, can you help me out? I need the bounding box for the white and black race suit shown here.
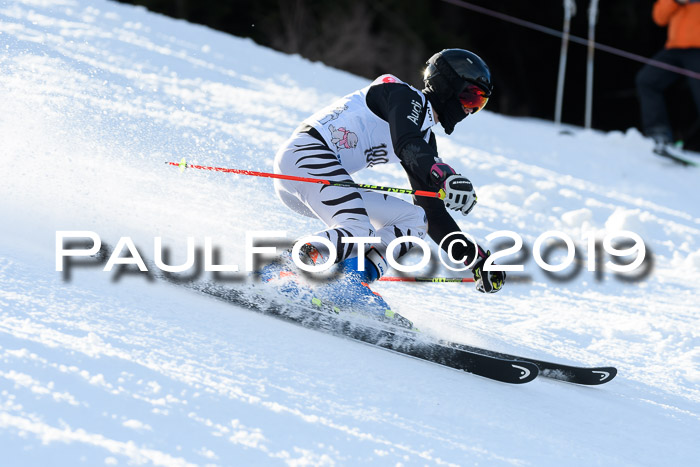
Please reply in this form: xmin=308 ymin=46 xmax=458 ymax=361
xmin=274 ymin=74 xmax=480 ymax=263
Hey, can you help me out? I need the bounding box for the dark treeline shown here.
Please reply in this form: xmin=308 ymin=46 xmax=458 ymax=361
xmin=115 ymin=0 xmax=700 ymax=149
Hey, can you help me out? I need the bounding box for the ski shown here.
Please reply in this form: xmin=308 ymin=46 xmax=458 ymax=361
xmin=189 ymin=281 xmax=538 ymax=384
xmin=425 ymin=346 xmax=538 ymax=384
xmin=150 ymin=260 xmax=604 ymax=387
xmin=653 ymin=147 xmax=698 ymax=167
xmin=451 ymin=343 xmax=617 ymax=385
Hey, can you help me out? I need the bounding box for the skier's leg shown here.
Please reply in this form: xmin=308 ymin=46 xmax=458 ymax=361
xmin=271 ymin=132 xmax=389 ymax=318
xmin=273 ymin=132 xmax=427 ymax=276
xmin=680 ymin=49 xmax=700 ymax=124
xmin=322 ymin=191 xmax=424 ymax=325
xmin=273 ymin=132 xmax=376 ymax=262
xmin=296 ymin=187 xmax=429 ymax=265
xmin=636 ymin=49 xmax=683 ymax=141
xmin=271 ymin=132 xmax=418 ymax=325
xmin=353 ymin=189 xmax=428 ymax=262
xmin=260 ymin=132 xmax=367 ymax=291
xmin=277 ymin=174 xmax=428 ymax=275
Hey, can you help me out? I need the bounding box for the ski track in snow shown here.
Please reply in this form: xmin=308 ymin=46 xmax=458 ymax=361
xmin=1 ymin=1 xmax=699 ymax=465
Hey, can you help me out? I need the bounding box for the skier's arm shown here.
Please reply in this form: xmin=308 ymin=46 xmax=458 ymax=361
xmin=367 ymin=83 xmax=479 ymax=258
xmin=402 ymin=140 xmax=484 ymax=265
xmin=653 ymin=0 xmax=680 ymax=26
xmin=405 ymin=136 xmax=505 ymax=293
xmin=366 ymin=83 xmax=439 ymax=185
xmin=367 ymin=82 xmax=505 ymax=291
xmin=367 ymin=83 xmax=477 ymax=215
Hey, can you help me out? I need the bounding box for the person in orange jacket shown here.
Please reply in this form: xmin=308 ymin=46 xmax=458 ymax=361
xmin=635 ymin=0 xmax=700 ymax=158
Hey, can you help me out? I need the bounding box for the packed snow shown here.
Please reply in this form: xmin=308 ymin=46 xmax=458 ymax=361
xmin=1 ymin=0 xmax=699 ymax=465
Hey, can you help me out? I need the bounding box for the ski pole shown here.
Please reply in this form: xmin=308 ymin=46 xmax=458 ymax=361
xmin=379 ymin=276 xmax=529 ymax=284
xmin=166 ymin=158 xmax=445 ymax=200
xmin=379 ymin=277 xmax=474 ymax=283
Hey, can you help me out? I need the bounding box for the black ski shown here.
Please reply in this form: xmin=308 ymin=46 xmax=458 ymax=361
xmin=190 ymin=282 xmax=538 ymax=384
xmin=653 ymin=147 xmax=698 ymax=167
xmin=452 ymin=343 xmax=617 ymax=385
xmin=95 ymin=247 xmax=589 ymax=385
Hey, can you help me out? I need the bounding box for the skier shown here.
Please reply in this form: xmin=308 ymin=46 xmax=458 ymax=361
xmin=636 ymin=0 xmax=700 ymax=163
xmin=261 ymin=49 xmax=506 ymax=317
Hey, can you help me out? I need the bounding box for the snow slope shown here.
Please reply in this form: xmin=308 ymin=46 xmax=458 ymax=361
xmin=1 ymin=0 xmax=699 ymax=465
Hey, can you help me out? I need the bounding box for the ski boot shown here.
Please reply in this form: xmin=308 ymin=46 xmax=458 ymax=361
xmin=312 ymin=248 xmax=414 ymax=329
xmin=650 ymin=133 xmax=697 ymax=167
xmin=255 ymin=244 xmax=320 ymax=304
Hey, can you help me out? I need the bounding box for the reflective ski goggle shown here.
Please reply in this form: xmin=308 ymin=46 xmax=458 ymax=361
xmin=459 ymin=84 xmax=490 ymax=114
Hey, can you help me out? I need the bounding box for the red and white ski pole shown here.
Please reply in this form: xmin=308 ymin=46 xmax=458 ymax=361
xmin=166 ymin=158 xmax=445 ymax=200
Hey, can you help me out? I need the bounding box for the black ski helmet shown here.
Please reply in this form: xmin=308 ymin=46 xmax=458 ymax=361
xmin=423 ymin=49 xmax=493 ymax=134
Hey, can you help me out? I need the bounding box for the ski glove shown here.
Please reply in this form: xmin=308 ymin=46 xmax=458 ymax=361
xmin=430 ymin=163 xmax=477 ymax=216
xmin=471 ymin=250 xmax=506 ymax=293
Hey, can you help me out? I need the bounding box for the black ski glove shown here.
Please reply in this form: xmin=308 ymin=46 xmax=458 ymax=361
xmin=471 ymin=250 xmax=506 ymax=293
